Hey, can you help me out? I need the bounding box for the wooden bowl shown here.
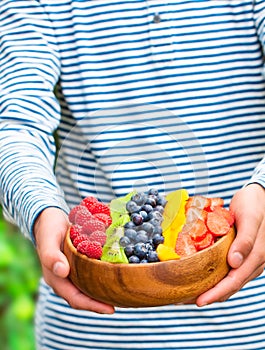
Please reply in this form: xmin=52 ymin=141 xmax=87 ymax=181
xmin=64 ymin=227 xmax=236 ymax=307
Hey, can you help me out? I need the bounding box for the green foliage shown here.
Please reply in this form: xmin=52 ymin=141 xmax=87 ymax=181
xmin=0 ymin=209 xmax=41 ymax=350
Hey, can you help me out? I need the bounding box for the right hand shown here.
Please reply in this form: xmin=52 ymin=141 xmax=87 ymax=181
xmin=33 ymin=207 xmax=115 ymax=314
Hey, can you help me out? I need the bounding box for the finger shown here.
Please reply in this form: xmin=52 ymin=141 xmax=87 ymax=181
xmin=217 ymin=264 xmax=265 ymax=302
xmin=47 ymin=271 xmax=115 ymax=314
xmin=42 ymin=255 xmax=116 ymax=313
xmin=35 ymin=209 xmax=70 ymax=278
xmin=196 ymin=266 xmax=263 ymax=307
xmin=38 ymin=231 xmax=70 ymax=278
xmin=228 ymin=212 xmax=260 ymax=269
xmin=228 ymin=185 xmax=264 ymax=269
xmin=196 ymin=247 xmax=265 ymax=307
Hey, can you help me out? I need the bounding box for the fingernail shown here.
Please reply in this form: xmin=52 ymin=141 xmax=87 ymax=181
xmin=232 ymin=252 xmax=243 ymax=268
xmin=198 ymin=303 xmax=208 ymax=307
xmin=53 ymin=261 xmax=65 ymax=276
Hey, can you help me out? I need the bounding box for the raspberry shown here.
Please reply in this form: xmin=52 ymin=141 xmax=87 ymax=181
xmin=89 ymin=230 xmax=107 ymax=246
xmin=72 ymin=234 xmax=90 ymax=248
xmin=93 ymin=213 xmax=112 ymax=227
xmin=77 ymin=240 xmax=103 ymax=259
xmin=81 ymin=219 xmax=106 ymax=235
xmin=69 ymin=224 xmax=82 ymax=241
xmin=89 ymin=201 xmax=111 ymax=216
xmin=81 ymin=196 xmax=98 ymax=211
xmin=68 ymin=205 xmax=86 ymax=223
xmin=75 ymin=208 xmax=93 ymax=226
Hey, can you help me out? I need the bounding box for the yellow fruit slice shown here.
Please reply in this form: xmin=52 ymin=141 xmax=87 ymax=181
xmin=157 ymin=243 xmax=180 ymax=261
xmin=161 ymin=189 xmax=189 ymax=248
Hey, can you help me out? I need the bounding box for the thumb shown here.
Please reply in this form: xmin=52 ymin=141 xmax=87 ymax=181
xmin=227 ymin=212 xmax=257 ymax=269
xmin=34 ymin=207 xmax=70 ymax=278
xmin=228 ymin=185 xmax=262 ymax=269
xmin=52 ymin=256 xmax=70 ymax=278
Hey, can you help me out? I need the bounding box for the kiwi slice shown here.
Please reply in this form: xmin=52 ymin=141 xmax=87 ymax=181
xmin=101 ymin=227 xmax=128 ymax=263
xmin=101 ymin=191 xmax=137 ymax=264
xmin=110 ymin=190 xmax=137 ymax=222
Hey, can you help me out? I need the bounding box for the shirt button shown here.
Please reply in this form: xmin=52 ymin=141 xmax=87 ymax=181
xmin=153 ymin=13 xmax=161 ymax=23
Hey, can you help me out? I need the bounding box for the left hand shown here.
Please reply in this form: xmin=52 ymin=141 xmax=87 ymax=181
xmin=196 ymin=183 xmax=265 ymax=306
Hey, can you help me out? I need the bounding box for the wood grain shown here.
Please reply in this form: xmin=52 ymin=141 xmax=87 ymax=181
xmin=64 ymin=227 xmax=236 ymax=307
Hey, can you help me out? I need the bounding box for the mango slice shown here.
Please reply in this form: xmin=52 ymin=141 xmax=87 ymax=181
xmin=161 ymin=189 xmax=189 ymax=249
xmin=157 ymin=243 xmax=180 ymax=261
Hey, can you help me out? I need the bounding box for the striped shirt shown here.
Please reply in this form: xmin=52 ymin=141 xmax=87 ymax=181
xmin=1 ymin=0 xmax=265 ymax=349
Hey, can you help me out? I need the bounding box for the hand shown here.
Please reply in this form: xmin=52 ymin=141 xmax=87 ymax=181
xmin=196 ymin=183 xmax=265 ymax=306
xmin=34 ymin=207 xmax=115 ymax=314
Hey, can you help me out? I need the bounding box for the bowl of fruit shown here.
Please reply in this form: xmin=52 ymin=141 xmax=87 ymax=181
xmin=64 ymin=188 xmax=236 ymax=307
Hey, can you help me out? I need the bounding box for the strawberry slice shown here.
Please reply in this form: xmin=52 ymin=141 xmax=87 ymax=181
xmin=207 ymin=197 xmax=224 ymax=211
xmin=212 ymin=206 xmax=234 ymax=226
xmin=206 ymin=211 xmax=230 ymax=237
xmin=175 ymin=232 xmax=197 ymax=258
xmin=185 ymin=195 xmax=211 ymax=211
xmin=182 ymin=219 xmax=207 ymax=242
xmin=185 ymin=207 xmax=208 ymax=224
xmin=194 ymin=232 xmax=214 ymax=251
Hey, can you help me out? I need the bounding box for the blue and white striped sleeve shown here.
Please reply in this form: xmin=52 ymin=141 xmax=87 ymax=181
xmin=247 ymin=0 xmax=265 ymax=188
xmin=0 ymin=1 xmax=68 ymax=241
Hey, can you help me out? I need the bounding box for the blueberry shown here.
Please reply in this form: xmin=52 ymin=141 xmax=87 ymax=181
xmin=148 ymin=210 xmax=163 ymax=222
xmin=119 ymin=236 xmax=131 ymax=247
xmin=149 ymin=218 xmax=161 ymax=227
xmin=131 ymin=192 xmax=147 ymax=206
xmin=153 ymin=225 xmax=163 ymax=235
xmin=139 ymin=210 xmax=148 ymax=222
xmin=124 ymin=244 xmax=134 ymax=257
xmin=156 ymin=195 xmax=167 ymax=207
xmin=140 ymin=259 xmax=149 ymax=264
xmin=134 ymin=242 xmax=148 ymax=259
xmin=128 ymin=255 xmax=140 ymax=264
xmin=141 ymin=204 xmax=153 ymax=213
xmin=147 ymin=250 xmax=159 ymax=263
xmin=153 ymin=205 xmax=164 ymax=214
xmin=152 ymin=233 xmax=164 ymax=246
xmin=126 ymin=200 xmax=141 ymax=214
xmin=131 ymin=213 xmax=143 ymax=226
xmin=124 ymin=228 xmax=137 ymax=241
xmin=135 ymin=230 xmax=149 ymax=243
xmin=145 ymin=241 xmax=154 ymax=251
xmin=148 ymin=188 xmax=159 ymax=196
xmin=145 ymin=196 xmax=157 ymax=207
xmin=124 ymin=221 xmax=136 ymax=229
xmin=140 ymin=222 xmax=154 ymax=235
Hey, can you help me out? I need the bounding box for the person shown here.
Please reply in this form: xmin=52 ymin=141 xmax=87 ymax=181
xmin=1 ymin=0 xmax=265 ymax=349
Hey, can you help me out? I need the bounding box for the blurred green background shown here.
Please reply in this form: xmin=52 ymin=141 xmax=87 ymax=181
xmin=0 ymin=207 xmax=41 ymax=350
